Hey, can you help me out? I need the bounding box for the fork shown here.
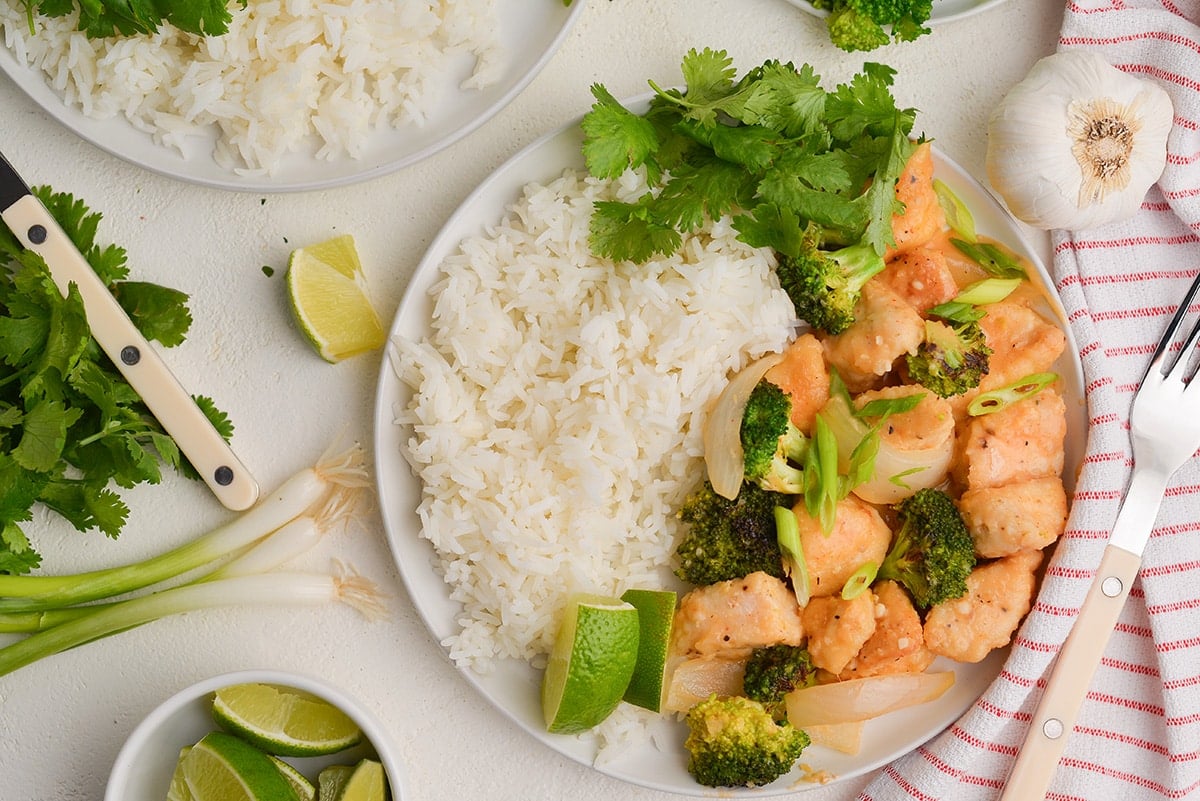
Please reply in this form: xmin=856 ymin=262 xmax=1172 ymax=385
xmin=999 ymin=272 xmax=1200 ymax=800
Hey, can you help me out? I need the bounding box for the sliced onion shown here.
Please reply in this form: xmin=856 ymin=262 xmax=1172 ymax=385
xmin=703 ymin=353 xmax=786 ymax=499
xmin=662 ymin=655 xmax=748 ymax=713
xmin=804 ymin=721 xmax=866 ymax=755
xmin=819 ymin=394 xmax=953 ymax=505
xmin=784 ymin=671 xmax=956 ymax=727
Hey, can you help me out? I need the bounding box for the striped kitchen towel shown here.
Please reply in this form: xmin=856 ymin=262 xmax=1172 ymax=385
xmin=861 ymin=1 xmax=1200 ymax=799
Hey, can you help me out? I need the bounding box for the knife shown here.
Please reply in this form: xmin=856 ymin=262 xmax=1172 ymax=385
xmin=0 ymin=151 xmax=259 ymax=512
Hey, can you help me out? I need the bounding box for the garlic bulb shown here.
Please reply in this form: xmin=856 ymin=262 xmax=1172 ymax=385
xmin=986 ymin=50 xmax=1173 ymax=231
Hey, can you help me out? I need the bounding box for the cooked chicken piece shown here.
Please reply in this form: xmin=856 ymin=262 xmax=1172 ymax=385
xmin=887 ymin=142 xmax=946 ymax=258
xmin=958 ymin=477 xmax=1069 ymax=558
xmin=954 ymin=388 xmax=1067 ymax=490
xmin=823 ymin=279 xmax=925 ymax=393
xmin=794 ymin=495 xmax=893 ymax=598
xmin=838 ymin=580 xmax=935 ymax=679
xmin=857 ymin=384 xmax=955 ymax=453
xmin=879 ymin=246 xmax=959 ymax=313
xmin=801 ymin=592 xmax=878 ymax=675
xmin=977 ymin=302 xmax=1068 ymax=392
xmin=923 ymin=549 xmax=1042 ymax=663
xmin=765 ymin=333 xmax=830 ymax=431
xmin=671 ymin=571 xmax=804 ymax=657
xmin=847 ymin=384 xmax=956 ymax=504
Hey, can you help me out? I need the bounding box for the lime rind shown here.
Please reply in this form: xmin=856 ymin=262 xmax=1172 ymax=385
xmin=268 ymin=755 xmax=317 ymax=801
xmin=182 ymin=731 xmax=302 ymax=801
xmin=541 ymin=593 xmax=640 ymax=734
xmin=212 ymin=683 xmax=363 ymax=757
xmin=620 ymin=588 xmax=677 ymax=712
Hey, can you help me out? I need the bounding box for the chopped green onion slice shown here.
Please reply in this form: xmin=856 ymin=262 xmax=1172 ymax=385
xmin=968 ymin=372 xmax=1059 ymax=416
xmin=844 ymin=429 xmax=880 ymax=495
xmin=933 ymin=179 xmax=976 ymax=243
xmin=888 ymin=467 xmax=925 ymax=489
xmin=856 ymin=392 xmax=924 ymax=421
xmin=841 ymin=561 xmax=878 ymax=600
xmin=951 ymin=238 xmax=1028 ymax=280
xmin=805 ymin=415 xmax=840 ymax=534
xmin=952 ymin=277 xmax=1023 ymax=306
xmin=775 ymin=506 xmax=811 ymax=607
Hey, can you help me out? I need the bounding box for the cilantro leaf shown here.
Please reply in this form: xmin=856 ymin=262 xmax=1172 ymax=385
xmin=582 ymin=84 xmax=659 ymax=180
xmin=589 ymin=200 xmax=682 ymax=264
xmin=0 ymin=522 xmax=41 ymax=575
xmin=581 ymin=52 xmax=923 ymax=275
xmin=30 ymin=0 xmax=240 ymax=38
xmin=112 ymin=281 xmax=192 ymax=347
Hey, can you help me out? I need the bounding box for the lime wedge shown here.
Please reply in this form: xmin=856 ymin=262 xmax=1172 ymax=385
xmin=167 ymin=746 xmax=193 ymax=801
xmin=268 ymin=755 xmax=316 ymax=801
xmin=620 ymin=588 xmax=677 ymax=712
xmin=211 ymin=683 xmax=362 ymax=757
xmin=286 ymin=234 xmax=386 ymax=363
xmin=180 ymin=731 xmax=301 ymax=801
xmin=327 ymin=759 xmax=387 ymax=801
xmin=317 ymin=765 xmax=354 ymax=800
xmin=541 ymin=593 xmax=640 ymax=734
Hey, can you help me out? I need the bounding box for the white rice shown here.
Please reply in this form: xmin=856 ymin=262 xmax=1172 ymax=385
xmin=389 ymin=167 xmax=797 ymax=673
xmin=0 ymin=0 xmax=502 ymax=174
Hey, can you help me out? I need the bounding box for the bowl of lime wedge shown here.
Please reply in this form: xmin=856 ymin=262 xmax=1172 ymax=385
xmin=105 ymin=669 xmax=404 ymax=801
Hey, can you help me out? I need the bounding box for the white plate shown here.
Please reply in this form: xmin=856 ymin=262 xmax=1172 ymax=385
xmin=784 ymin=0 xmax=1009 ymax=26
xmin=0 ymin=0 xmax=586 ymax=193
xmin=372 ymin=105 xmax=1086 ymax=795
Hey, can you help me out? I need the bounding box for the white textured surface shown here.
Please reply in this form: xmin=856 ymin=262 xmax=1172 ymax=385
xmin=0 ymin=1 xmax=1060 ymax=799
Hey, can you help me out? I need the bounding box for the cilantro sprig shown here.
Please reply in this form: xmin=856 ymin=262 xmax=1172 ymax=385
xmin=0 ymin=188 xmax=233 ymax=574
xmin=24 ymin=0 xmax=243 ymax=38
xmin=580 ymin=49 xmax=919 ymax=265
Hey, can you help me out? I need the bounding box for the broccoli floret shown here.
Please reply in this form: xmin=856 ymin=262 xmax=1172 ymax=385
xmin=684 ymin=695 xmax=810 ymax=788
xmin=675 ymin=481 xmax=788 ymax=586
xmin=877 ymin=488 xmax=976 ymax=610
xmin=817 ymin=0 xmax=933 ymax=53
xmin=741 ymin=379 xmax=808 ymax=494
xmin=774 ymin=227 xmax=887 ymax=335
xmin=742 ymin=645 xmax=817 ymax=720
xmin=905 ymin=319 xmax=992 ymax=398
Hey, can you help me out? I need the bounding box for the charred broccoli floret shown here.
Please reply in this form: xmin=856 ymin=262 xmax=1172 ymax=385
xmin=877 ymin=488 xmax=976 ymax=610
xmin=774 ymin=226 xmax=887 ymax=335
xmin=742 ymin=644 xmax=818 ymax=720
xmin=684 ymin=695 xmax=810 ymax=788
xmin=741 ymin=379 xmax=808 ymax=494
xmin=675 ymin=481 xmax=788 ymax=586
xmin=905 ymin=319 xmax=992 ymax=398
xmin=814 ymin=0 xmax=933 ymax=53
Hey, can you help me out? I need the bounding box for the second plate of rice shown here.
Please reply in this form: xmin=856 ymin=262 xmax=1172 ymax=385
xmin=0 ymin=0 xmax=585 ymax=192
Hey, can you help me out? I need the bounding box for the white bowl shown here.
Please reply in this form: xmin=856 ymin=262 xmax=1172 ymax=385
xmin=104 ymin=669 xmax=405 ymax=801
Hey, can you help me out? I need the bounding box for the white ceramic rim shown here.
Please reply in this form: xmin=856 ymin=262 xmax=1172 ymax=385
xmin=783 ymin=0 xmax=1010 ymax=26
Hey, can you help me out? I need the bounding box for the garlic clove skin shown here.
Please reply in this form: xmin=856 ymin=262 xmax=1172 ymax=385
xmin=985 ymin=50 xmax=1173 ymax=231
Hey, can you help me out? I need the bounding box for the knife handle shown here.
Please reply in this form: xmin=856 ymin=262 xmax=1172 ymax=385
xmin=3 ymin=195 xmax=259 ymax=511
xmin=998 ymin=544 xmax=1141 ymax=800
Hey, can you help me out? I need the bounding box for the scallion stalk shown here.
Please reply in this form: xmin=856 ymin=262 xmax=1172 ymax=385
xmin=775 ymin=505 xmax=811 ymax=608
xmin=0 ymin=563 xmax=387 ymax=678
xmin=0 ymin=443 xmax=369 ymax=613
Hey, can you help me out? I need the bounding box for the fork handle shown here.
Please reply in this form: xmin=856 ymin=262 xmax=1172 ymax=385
xmin=998 ymin=544 xmax=1141 ymax=800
